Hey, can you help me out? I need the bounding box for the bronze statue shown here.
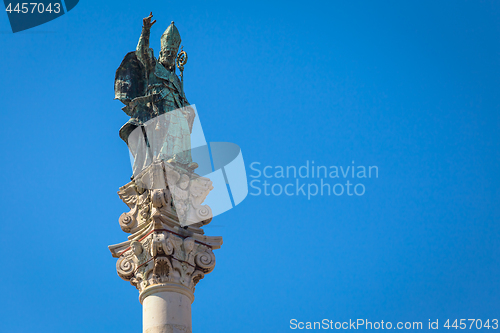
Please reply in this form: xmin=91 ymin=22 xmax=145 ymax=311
xmin=115 ymin=13 xmax=196 ymax=174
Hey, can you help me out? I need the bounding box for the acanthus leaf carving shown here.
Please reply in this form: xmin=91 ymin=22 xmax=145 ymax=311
xmin=112 ymin=229 xmax=220 ymax=293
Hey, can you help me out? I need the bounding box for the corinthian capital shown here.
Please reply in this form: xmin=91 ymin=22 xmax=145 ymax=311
xmin=112 ymin=228 xmax=220 ymax=294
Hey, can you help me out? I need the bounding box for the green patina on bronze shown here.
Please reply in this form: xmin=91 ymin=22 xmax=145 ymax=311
xmin=115 ymin=13 xmax=194 ymax=167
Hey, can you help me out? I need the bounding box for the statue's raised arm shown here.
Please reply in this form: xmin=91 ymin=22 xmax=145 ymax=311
xmin=114 ymin=13 xmax=157 ymax=107
xmin=136 ymin=12 xmax=156 ymax=70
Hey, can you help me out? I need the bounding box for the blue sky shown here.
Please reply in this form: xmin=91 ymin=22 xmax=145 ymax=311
xmin=0 ymin=0 xmax=499 ymax=332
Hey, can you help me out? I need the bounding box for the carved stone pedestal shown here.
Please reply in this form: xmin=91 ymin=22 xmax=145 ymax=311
xmin=109 ymin=161 xmax=222 ymax=333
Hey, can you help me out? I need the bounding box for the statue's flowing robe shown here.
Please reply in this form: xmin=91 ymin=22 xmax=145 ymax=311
xmin=115 ymin=47 xmax=195 ymax=174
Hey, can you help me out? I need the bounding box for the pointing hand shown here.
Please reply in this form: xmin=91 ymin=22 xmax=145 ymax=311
xmin=143 ymin=12 xmax=156 ymax=29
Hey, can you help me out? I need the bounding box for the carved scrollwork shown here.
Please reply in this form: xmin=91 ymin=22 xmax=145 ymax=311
xmin=117 ymin=255 xmax=136 ymax=280
xmin=195 ymin=247 xmax=216 ymax=273
xmin=113 ymin=231 xmax=219 ymax=292
xmin=112 ymin=166 xmax=222 ymax=292
xmin=117 ymin=181 xmax=153 ymax=233
xmin=193 ymin=205 xmax=212 ymax=223
xmin=119 ymin=208 xmax=137 ymax=232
